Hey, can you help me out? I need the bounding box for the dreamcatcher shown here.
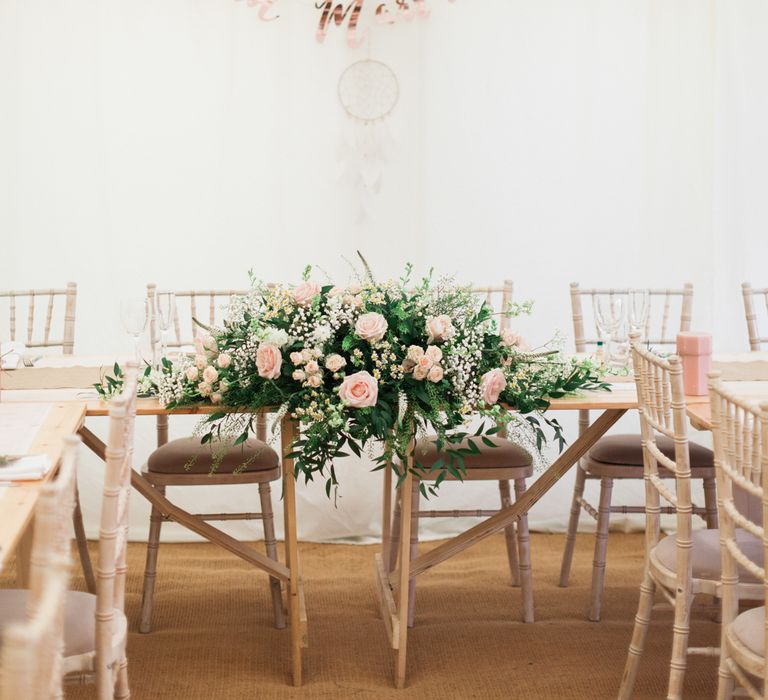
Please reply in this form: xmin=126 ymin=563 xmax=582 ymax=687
xmin=337 ymin=59 xmax=399 ymax=222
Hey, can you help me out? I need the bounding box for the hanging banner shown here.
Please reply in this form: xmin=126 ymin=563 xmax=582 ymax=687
xmin=240 ymin=0 xmax=456 ymax=48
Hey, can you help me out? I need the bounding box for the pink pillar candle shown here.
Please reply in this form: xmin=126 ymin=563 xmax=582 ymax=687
xmin=676 ymin=332 xmax=712 ymax=396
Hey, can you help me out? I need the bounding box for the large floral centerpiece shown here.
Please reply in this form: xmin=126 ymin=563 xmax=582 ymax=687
xmin=103 ymin=260 xmax=607 ymax=494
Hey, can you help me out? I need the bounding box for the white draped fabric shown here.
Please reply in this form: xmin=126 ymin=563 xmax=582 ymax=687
xmin=1 ymin=0 xmax=766 ymax=542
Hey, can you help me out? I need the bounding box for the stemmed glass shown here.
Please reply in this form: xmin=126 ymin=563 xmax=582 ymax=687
xmin=628 ymin=289 xmax=650 ymax=335
xmin=155 ymin=292 xmax=175 ymax=366
xmin=120 ymin=299 xmax=148 ymax=362
xmin=593 ymin=295 xmax=625 ymax=367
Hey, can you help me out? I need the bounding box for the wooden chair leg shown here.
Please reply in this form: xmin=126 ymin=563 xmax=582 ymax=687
xmin=702 ymin=476 xmax=718 ymax=529
xmin=388 ymin=490 xmax=402 ymax=573
xmin=716 ymin=656 xmax=735 ymax=700
xmin=72 ymin=481 xmax=96 ymax=594
xmin=667 ymin=592 xmax=692 ymax=700
xmin=499 ymin=480 xmax=520 ymax=586
xmin=407 ymin=481 xmax=420 ymax=628
xmin=114 ymin=656 xmax=130 ymax=699
xmin=588 ymin=476 xmax=613 ymax=622
xmin=139 ymin=484 xmax=165 ymax=634
xmin=259 ymin=482 xmax=286 ymax=630
xmin=618 ymin=574 xmax=656 ymax=700
xmin=513 ymin=478 xmax=534 ymax=623
xmin=559 ymin=464 xmax=587 ymax=587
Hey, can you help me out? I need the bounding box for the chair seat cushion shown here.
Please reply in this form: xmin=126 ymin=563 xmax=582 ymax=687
xmin=729 ymin=606 xmax=765 ymax=658
xmin=147 ymin=437 xmax=279 ymax=474
xmin=414 ymin=435 xmax=532 ymax=470
xmin=0 ymin=590 xmax=126 ymax=659
xmin=653 ymin=528 xmax=763 ymax=582
xmin=588 ymin=434 xmax=713 ymax=469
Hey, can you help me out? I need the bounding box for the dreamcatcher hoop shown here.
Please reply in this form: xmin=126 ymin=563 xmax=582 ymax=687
xmin=338 ymin=59 xmax=399 ymax=124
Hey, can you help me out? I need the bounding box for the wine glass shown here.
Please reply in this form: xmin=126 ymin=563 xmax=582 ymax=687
xmin=628 ymin=289 xmax=650 ymax=335
xmin=120 ymin=299 xmax=148 ymax=362
xmin=593 ymin=295 xmax=625 ymax=367
xmin=155 ymin=292 xmax=175 ymax=366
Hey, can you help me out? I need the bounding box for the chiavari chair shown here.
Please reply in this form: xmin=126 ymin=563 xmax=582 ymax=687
xmin=139 ymin=284 xmax=284 ymax=634
xmin=560 ymin=282 xmax=718 ymax=621
xmin=387 ymin=281 xmax=535 ymax=625
xmin=742 ymin=282 xmax=768 ymax=351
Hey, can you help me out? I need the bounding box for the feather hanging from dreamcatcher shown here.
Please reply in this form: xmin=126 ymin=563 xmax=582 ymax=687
xmin=337 ymin=59 xmax=399 ymax=224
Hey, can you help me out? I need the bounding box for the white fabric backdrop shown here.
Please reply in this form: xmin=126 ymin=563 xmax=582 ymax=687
xmin=1 ymin=0 xmax=766 ymax=543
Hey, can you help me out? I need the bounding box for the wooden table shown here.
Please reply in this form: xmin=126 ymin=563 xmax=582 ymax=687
xmin=375 ymin=383 xmax=713 ymax=688
xmin=0 ymin=402 xmax=86 ymax=576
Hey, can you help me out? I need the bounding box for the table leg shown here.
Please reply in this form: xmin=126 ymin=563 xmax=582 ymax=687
xmin=15 ymin=517 xmax=34 ymax=587
xmin=281 ymin=420 xmax=303 ymax=687
xmin=381 ymin=458 xmax=393 ymax=566
xmin=394 ymin=451 xmax=414 ymax=689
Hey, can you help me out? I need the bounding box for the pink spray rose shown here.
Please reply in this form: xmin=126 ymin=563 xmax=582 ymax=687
xmin=427 ymin=365 xmax=444 ymax=383
xmin=216 ymin=353 xmax=231 ymax=369
xmin=500 ymin=328 xmax=532 ymax=351
xmin=202 ymin=365 xmax=219 ymax=384
xmin=480 ymin=368 xmax=507 ymax=406
xmin=338 ymin=370 xmax=379 ymax=408
xmin=424 ymin=345 xmax=443 ymax=363
xmin=256 ymin=342 xmax=282 ymax=380
xmin=325 ymin=354 xmax=347 ymax=372
xmin=426 ymin=315 xmax=456 ymax=344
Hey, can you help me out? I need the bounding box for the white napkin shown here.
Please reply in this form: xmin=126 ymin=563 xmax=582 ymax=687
xmin=1 ymin=341 xmax=27 ymax=370
xmin=0 ymin=454 xmax=52 ymax=481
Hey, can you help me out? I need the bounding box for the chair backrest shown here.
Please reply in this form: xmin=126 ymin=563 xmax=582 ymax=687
xmin=741 ymin=282 xmax=768 ymax=351
xmin=0 ymin=283 xmax=77 ymax=354
xmin=0 ymin=436 xmax=79 ymax=700
xmin=96 ymin=363 xmax=138 ymax=697
xmin=147 ymin=284 xmax=254 ymax=351
xmin=631 ymin=336 xmax=693 ymax=576
xmin=708 ymin=375 xmax=768 ymax=692
xmin=571 ymin=282 xmax=693 ymax=352
xmin=471 ymin=281 xmax=514 ymax=332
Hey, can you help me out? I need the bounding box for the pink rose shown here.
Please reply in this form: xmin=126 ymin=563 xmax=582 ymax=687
xmin=290 ymin=351 xmax=303 ymax=365
xmin=427 ymin=365 xmax=444 ymax=383
xmin=338 ymin=370 xmax=379 ymax=408
xmin=301 ymin=348 xmax=314 ymax=363
xmin=292 ymin=369 xmax=306 ymax=382
xmin=413 ymin=365 xmax=429 ymax=381
xmin=216 ymin=353 xmax=231 ymax=369
xmin=195 ymin=333 xmax=218 ymax=356
xmin=425 ymin=345 xmax=443 ymax=363
xmin=293 ymin=280 xmax=321 ymax=306
xmin=426 ymin=315 xmax=456 ymax=344
xmin=185 ymin=366 xmax=199 ymax=381
xmin=325 ymin=354 xmax=347 ymax=372
xmin=406 ymin=345 xmax=424 ymax=363
xmin=480 ymin=368 xmax=507 ymax=406
xmin=219 ymin=379 xmax=230 ymax=393
xmin=328 ymin=286 xmax=344 ymax=298
xmin=305 ymin=360 xmax=320 ymax=375
xmin=355 ymin=312 xmax=388 ymax=343
xmin=202 ymin=365 xmax=219 ymax=383
xmin=195 ymin=355 xmax=207 ymax=370
xmin=500 ymin=328 xmax=531 ymax=351
xmin=348 ymin=282 xmax=362 ymax=294
xmin=417 ymin=355 xmax=433 ymax=370
xmin=198 ymin=381 xmax=212 ymax=397
xmin=256 ymin=342 xmax=282 ymax=380
xmin=307 ymin=374 xmax=323 ymax=388
xmin=211 ymin=392 xmax=222 ymax=405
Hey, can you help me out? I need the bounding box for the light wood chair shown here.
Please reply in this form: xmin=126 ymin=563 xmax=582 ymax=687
xmin=742 ymin=282 xmax=768 ymax=351
xmin=139 ymin=285 xmax=284 ymax=634
xmin=560 ymin=283 xmax=719 ymax=622
xmin=0 ymin=283 xmax=77 ymax=354
xmin=387 ymin=281 xmax=536 ymax=626
xmin=709 ymin=376 xmax=768 ymax=699
xmin=618 ymin=340 xmax=763 ymax=700
xmin=62 ymin=363 xmax=138 ymax=698
xmin=0 ymin=284 xmax=93 ymax=595
xmin=0 ymin=435 xmax=78 ymax=700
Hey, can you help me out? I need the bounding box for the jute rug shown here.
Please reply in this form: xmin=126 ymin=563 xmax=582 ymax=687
xmin=8 ymin=533 xmax=720 ymax=698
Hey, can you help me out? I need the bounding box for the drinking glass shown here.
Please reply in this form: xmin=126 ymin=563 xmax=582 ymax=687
xmin=628 ymin=289 xmax=650 ymax=335
xmin=593 ymin=295 xmax=625 ymax=366
xmin=120 ymin=299 xmax=148 ymax=362
xmin=155 ymin=292 xmax=175 ymax=365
